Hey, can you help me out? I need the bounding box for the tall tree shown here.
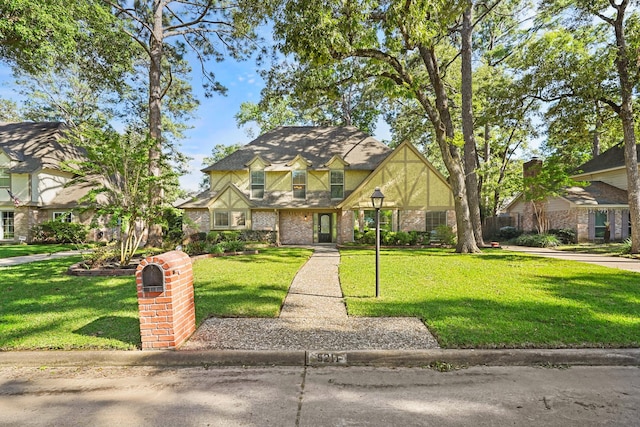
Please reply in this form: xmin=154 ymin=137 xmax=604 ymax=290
xmin=0 ymin=1 xmax=133 ymax=87
xmin=105 ymin=0 xmax=269 ymax=246
xmin=461 ymin=1 xmax=485 ymax=246
xmin=273 ymin=0 xmax=480 ymax=253
xmin=536 ymin=0 xmax=640 ymax=253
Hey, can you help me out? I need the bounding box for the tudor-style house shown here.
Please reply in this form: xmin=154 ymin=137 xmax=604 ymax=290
xmin=179 ymin=126 xmax=455 ymax=245
xmin=0 ymin=121 xmax=99 ymax=242
xmin=505 ymin=143 xmax=639 ymax=242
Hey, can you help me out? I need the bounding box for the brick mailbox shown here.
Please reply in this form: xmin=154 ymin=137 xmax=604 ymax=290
xmin=135 ymin=250 xmax=196 ymax=350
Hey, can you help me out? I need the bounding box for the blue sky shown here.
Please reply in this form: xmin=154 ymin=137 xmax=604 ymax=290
xmin=0 ymin=52 xmax=392 ymax=194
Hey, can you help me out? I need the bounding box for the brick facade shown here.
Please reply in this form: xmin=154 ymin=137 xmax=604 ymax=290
xmin=252 ymin=210 xmax=277 ymax=231
xmin=279 ymin=211 xmax=314 ymax=245
xmin=135 ymin=251 xmax=196 ymax=350
xmin=183 ymin=209 xmax=209 ymax=237
xmin=338 ymin=210 xmax=354 ymax=243
xmin=400 ymin=210 xmax=426 ymax=232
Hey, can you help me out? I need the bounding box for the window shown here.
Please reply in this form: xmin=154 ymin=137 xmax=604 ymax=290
xmin=426 ymin=211 xmax=447 ymax=233
xmin=213 ymin=211 xmax=246 ymax=229
xmin=250 ymin=170 xmax=265 ymax=199
xmin=0 ymin=169 xmax=9 ymax=188
xmin=594 ymin=210 xmax=608 ymax=239
xmin=53 ymin=212 xmax=73 ymax=223
xmin=1 ymin=211 xmax=14 ymax=239
xmin=330 ymin=170 xmax=344 ymax=199
xmin=292 ymin=170 xmax=306 ymax=199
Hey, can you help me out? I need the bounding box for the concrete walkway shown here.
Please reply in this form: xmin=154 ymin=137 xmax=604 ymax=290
xmin=503 ymin=245 xmax=640 ymax=273
xmin=0 ymin=250 xmax=86 ymax=267
xmin=182 ymin=246 xmax=439 ymax=351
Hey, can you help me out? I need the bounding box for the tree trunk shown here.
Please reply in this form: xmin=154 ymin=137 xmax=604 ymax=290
xmin=461 ymin=3 xmax=486 ymax=247
xmin=612 ymin=4 xmax=640 ymax=254
xmin=146 ymin=0 xmax=165 ymax=248
xmin=419 ymin=44 xmax=480 ymax=254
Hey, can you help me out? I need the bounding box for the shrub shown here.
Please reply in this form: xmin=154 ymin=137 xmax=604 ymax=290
xmin=382 ymin=231 xmax=396 ymax=245
xmin=206 ymin=243 xmax=225 ymax=255
xmin=498 ymin=226 xmax=521 ymax=240
xmin=184 ymin=240 xmax=207 ymax=255
xmin=206 ymin=231 xmax=220 ymax=243
xmin=220 ymin=231 xmax=241 ymax=241
xmin=31 ymin=220 xmax=89 ymax=244
xmin=222 ymin=240 xmax=245 ymax=252
xmin=620 ymin=238 xmax=632 ymax=254
xmin=514 ymin=233 xmax=559 ymax=248
xmin=548 ymin=228 xmax=577 ymax=244
xmin=434 ymin=225 xmax=456 ymax=246
xmin=81 ymin=244 xmax=119 ymax=268
xmin=395 ymin=231 xmax=413 ymax=245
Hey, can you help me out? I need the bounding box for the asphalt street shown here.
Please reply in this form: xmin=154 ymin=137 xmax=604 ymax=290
xmin=0 ymin=364 xmax=638 ymax=426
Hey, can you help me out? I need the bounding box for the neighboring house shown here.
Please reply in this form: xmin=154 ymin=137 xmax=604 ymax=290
xmin=179 ymin=126 xmax=455 ymax=245
xmin=505 ymin=144 xmax=638 ymax=242
xmin=0 ymin=121 xmax=103 ymax=242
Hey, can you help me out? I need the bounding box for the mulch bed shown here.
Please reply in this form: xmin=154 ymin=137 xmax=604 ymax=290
xmin=66 ymin=250 xmax=260 ymax=277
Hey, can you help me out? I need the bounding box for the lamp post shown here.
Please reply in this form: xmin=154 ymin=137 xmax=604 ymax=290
xmin=370 ymin=187 xmax=385 ymax=298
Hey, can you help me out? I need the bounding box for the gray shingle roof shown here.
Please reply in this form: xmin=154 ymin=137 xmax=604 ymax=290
xmin=0 ymin=121 xmax=86 ymax=173
xmin=202 ymin=126 xmax=391 ymax=172
xmin=575 ymin=143 xmax=640 ymax=175
xmin=562 ymin=181 xmax=628 ymax=206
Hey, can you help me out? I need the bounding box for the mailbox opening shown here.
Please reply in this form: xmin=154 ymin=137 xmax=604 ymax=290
xmin=141 ymin=263 xmax=165 ymax=293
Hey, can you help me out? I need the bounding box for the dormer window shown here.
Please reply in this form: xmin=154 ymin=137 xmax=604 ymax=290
xmin=251 ymin=170 xmax=265 ymax=199
xmin=0 ymin=169 xmax=9 ymax=188
xmin=292 ymin=170 xmax=306 ymax=199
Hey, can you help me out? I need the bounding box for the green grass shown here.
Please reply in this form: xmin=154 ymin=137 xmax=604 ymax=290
xmin=339 ymin=248 xmax=640 ymax=349
xmin=0 ymin=243 xmax=86 ymax=258
xmin=0 ymin=248 xmax=312 ymax=350
xmin=0 ymin=257 xmax=140 ymax=350
xmin=193 ymin=247 xmax=313 ymax=322
xmin=556 ymin=243 xmax=626 ymax=255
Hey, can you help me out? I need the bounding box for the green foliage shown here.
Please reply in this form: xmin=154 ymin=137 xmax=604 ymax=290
xmin=620 ymin=238 xmax=632 ymax=255
xmin=434 ymin=225 xmax=456 ymax=246
xmin=498 ymin=226 xmax=521 ymax=240
xmin=549 ymin=228 xmax=577 ymax=244
xmin=222 ymin=240 xmax=246 ymax=253
xmin=31 ymin=220 xmax=88 ymax=244
xmin=514 ymin=233 xmax=560 ymax=248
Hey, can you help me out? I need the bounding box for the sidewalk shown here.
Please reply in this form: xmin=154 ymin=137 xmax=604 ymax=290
xmin=502 ymin=245 xmax=640 ymax=273
xmin=0 ymin=250 xmax=86 ymax=267
xmin=182 ymin=246 xmax=439 ymax=351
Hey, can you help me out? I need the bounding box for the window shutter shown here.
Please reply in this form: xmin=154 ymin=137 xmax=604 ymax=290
xmin=588 ymin=210 xmax=595 ymax=240
xmin=608 ymin=210 xmax=615 ymax=241
xmin=622 ymin=210 xmax=629 ymax=239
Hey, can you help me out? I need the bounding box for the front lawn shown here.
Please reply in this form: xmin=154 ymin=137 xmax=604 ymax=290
xmin=0 ymin=257 xmax=140 ymax=350
xmin=193 ymin=247 xmax=313 ymax=322
xmin=0 ymin=248 xmax=312 ymax=350
xmin=0 ymin=243 xmax=85 ymax=258
xmin=339 ymin=248 xmax=640 ymax=349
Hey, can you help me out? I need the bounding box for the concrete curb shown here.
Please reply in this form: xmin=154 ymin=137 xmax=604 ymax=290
xmin=1 ymin=349 xmax=638 ymax=368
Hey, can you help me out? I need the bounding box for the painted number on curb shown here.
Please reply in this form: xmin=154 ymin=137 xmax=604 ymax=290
xmin=308 ymin=352 xmax=347 ymax=365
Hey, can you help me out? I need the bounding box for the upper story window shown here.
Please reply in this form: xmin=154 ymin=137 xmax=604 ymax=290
xmin=53 ymin=212 xmax=73 ymax=223
xmin=330 ymin=170 xmax=344 ymax=199
xmin=0 ymin=169 xmax=10 ymax=188
xmin=292 ymin=170 xmax=306 ymax=199
xmin=251 ymin=170 xmax=265 ymax=199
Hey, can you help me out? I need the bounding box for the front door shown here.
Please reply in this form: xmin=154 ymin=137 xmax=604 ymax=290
xmin=318 ymin=213 xmax=332 ymax=243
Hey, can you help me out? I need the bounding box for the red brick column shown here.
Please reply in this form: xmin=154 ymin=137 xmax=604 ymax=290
xmin=135 ymin=251 xmax=196 ymax=350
